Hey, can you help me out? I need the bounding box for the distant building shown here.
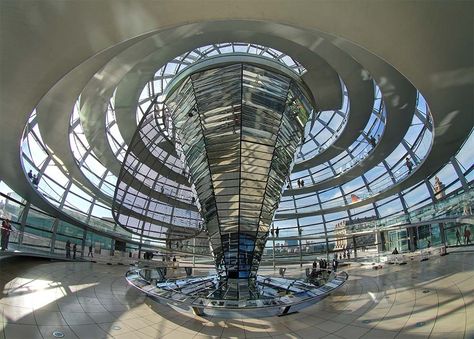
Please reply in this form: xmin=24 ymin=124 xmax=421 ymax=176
xmin=334 ymin=221 xmax=348 ymax=250
xmin=434 ymin=176 xmax=445 ymax=200
xmin=335 ymin=217 xmax=378 ymax=250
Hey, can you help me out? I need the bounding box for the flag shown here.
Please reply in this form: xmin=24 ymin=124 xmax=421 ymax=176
xmin=351 ymin=194 xmax=360 ymax=202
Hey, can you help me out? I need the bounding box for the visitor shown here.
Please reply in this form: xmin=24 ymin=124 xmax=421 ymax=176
xmin=464 ymin=227 xmax=471 ymax=245
xmin=31 ymin=174 xmax=39 ymax=188
xmin=312 ymin=260 xmax=317 ymax=269
xmin=463 ymin=202 xmax=472 ymax=216
xmin=172 ymin=256 xmax=177 ymax=263
xmin=88 ymin=244 xmax=93 ymax=257
xmin=405 ymin=157 xmax=413 ymax=174
xmin=27 ymin=170 xmax=33 ymax=180
xmin=427 ymin=240 xmax=431 ymax=248
xmin=456 ymin=229 xmax=462 ymax=245
xmin=271 ymin=228 xmax=274 ymax=237
xmin=297 ymin=179 xmax=301 ymax=188
xmin=301 ymin=179 xmax=304 ymax=187
xmin=65 ymin=240 xmax=71 ymax=258
xmin=1 ymin=219 xmax=12 ymax=251
xmin=369 ymin=136 xmax=376 ymax=148
xmin=275 ymin=227 xmax=279 ymax=238
xmin=332 ymin=257 xmax=338 ymax=272
xmin=392 ymin=247 xmax=399 ymax=255
xmin=347 ymin=251 xmax=351 ymax=260
xmin=73 ymin=243 xmax=77 ymax=259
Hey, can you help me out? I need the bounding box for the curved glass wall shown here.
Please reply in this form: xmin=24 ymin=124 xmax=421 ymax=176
xmin=289 ymin=84 xmax=385 ymax=186
xmin=16 ymin=38 xmax=473 ymax=266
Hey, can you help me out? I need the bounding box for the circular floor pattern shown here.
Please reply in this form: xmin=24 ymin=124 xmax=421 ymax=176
xmin=0 ymin=252 xmax=473 ymax=339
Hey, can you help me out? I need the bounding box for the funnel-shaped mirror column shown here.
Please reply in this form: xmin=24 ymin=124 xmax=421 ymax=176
xmin=165 ymin=63 xmax=311 ymax=280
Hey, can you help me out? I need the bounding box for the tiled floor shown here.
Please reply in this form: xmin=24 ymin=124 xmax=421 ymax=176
xmin=0 ymin=252 xmax=472 ymax=338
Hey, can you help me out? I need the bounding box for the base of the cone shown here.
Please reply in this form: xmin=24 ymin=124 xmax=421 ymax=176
xmin=126 ymin=268 xmax=348 ymax=317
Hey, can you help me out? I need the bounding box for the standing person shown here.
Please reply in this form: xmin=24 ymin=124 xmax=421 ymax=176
xmin=464 ymin=227 xmax=472 ymax=245
xmin=369 ymin=136 xmax=376 ymax=148
xmin=463 ymin=202 xmax=472 ymax=216
xmin=405 ymin=157 xmax=413 ymax=174
xmin=332 ymin=258 xmax=338 ymax=272
xmin=65 ymin=240 xmax=71 ymax=258
xmin=32 ymin=174 xmax=40 ymax=187
xmin=301 ymin=180 xmax=305 ymax=187
xmin=72 ymin=243 xmax=77 ymax=259
xmin=27 ymin=170 xmax=33 ymax=180
xmin=1 ymin=219 xmax=12 ymax=251
xmin=275 ymin=227 xmax=279 ymax=238
xmin=271 ymin=227 xmax=274 ymax=237
xmin=88 ymin=244 xmax=93 ymax=257
xmin=456 ymin=229 xmax=462 ymax=245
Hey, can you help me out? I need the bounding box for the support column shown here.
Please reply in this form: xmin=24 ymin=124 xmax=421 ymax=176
xmin=110 ymin=238 xmax=115 ymax=256
xmin=50 ymin=219 xmax=59 ymax=254
xmin=439 ymin=223 xmax=446 ymax=245
xmin=352 ymin=236 xmax=357 ymax=259
xmin=192 ymin=237 xmax=196 ymax=267
xmin=138 ymin=236 xmax=143 ymax=260
xmin=81 ymin=228 xmax=87 ymax=258
xmin=272 ymin=235 xmax=276 ymax=270
xmin=18 ymin=202 xmax=30 ymax=248
xmin=451 ymin=157 xmax=468 ymax=189
xmin=299 ymin=238 xmax=303 ymax=267
xmin=375 ymin=231 xmax=383 ymax=252
xmin=407 ymin=226 xmax=417 ymax=251
xmin=425 ymin=179 xmax=436 ymax=201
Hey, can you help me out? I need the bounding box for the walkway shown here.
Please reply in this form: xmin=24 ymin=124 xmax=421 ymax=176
xmin=0 ymin=251 xmax=472 ymax=338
